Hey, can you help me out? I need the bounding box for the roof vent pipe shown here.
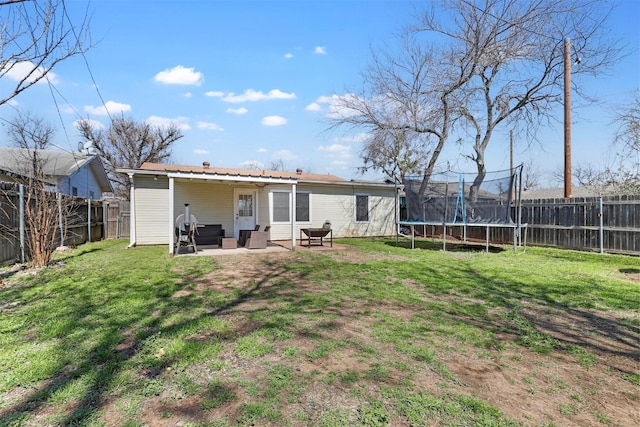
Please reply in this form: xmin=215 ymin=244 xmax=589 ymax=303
xmin=296 ymin=168 xmax=303 ymax=175
xmin=203 ymin=161 xmax=210 ymax=169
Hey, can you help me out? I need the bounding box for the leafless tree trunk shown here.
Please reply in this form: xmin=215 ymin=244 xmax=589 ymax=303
xmin=414 ymin=0 xmax=623 ymax=200
xmin=326 ymin=34 xmax=474 ymax=218
xmin=0 ymin=0 xmax=92 ymax=106
xmin=77 ymin=116 xmax=183 ymax=200
xmin=2 ymin=113 xmax=77 ymax=268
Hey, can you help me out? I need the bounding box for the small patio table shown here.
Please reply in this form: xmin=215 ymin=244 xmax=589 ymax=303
xmin=300 ymin=228 xmax=332 ymax=247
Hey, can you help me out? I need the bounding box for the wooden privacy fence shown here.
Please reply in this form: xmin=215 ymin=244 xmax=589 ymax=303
xmin=0 ymin=182 xmax=108 ymax=265
xmin=461 ymin=195 xmax=639 ymax=255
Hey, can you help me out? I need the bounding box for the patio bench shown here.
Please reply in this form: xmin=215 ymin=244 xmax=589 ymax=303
xmin=194 ymin=224 xmax=225 ymax=245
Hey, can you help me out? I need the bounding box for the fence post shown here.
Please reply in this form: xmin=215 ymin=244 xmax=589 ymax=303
xmin=599 ymin=197 xmax=604 ymax=254
xmin=88 ymin=198 xmax=92 ymax=243
xmin=57 ymin=192 xmax=64 ymax=248
xmin=19 ymin=184 xmax=25 ymax=263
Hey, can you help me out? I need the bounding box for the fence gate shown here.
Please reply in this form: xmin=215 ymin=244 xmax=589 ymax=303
xmin=105 ymin=201 xmax=130 ymax=239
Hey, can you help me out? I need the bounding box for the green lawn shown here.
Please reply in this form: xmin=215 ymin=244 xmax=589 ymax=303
xmin=0 ymin=238 xmax=638 ymax=426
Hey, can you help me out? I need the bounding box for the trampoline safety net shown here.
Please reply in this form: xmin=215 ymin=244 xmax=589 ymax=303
xmin=402 ymin=166 xmax=523 ymax=225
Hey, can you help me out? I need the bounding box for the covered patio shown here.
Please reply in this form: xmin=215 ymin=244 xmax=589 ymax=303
xmin=174 ymin=240 xmax=348 ymax=256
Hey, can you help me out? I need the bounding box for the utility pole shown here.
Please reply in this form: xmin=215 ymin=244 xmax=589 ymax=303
xmin=564 ymin=38 xmax=572 ymax=198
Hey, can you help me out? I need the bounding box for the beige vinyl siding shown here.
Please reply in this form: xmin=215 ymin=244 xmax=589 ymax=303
xmin=134 ymin=176 xmax=169 ymax=245
xmin=173 ymin=180 xmax=235 ymax=235
xmin=268 ymin=183 xmax=396 ymax=241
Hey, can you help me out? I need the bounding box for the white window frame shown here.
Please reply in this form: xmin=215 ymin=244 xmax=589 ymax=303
xmin=355 ymin=193 xmax=370 ymax=223
xmin=270 ymin=190 xmax=312 ymax=224
xmin=295 ymin=191 xmax=312 ymax=224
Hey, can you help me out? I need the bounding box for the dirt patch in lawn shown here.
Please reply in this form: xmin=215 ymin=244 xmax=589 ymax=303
xmin=5 ymin=247 xmax=637 ymax=426
xmin=135 ymin=249 xmax=640 ymax=427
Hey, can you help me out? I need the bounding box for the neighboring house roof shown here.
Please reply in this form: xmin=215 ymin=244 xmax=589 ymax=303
xmin=122 ymin=162 xmax=395 ymax=189
xmin=0 ymin=146 xmax=113 ymax=193
xmin=521 ymin=185 xmax=618 ymax=199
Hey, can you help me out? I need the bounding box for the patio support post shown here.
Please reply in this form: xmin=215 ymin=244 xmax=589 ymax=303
xmin=169 ymin=177 xmax=175 ymax=254
xmin=291 ymin=183 xmax=296 ymax=249
xmin=128 ymin=173 xmax=136 ymax=247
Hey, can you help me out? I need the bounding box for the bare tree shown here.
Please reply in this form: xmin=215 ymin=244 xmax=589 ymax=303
xmin=522 ymin=160 xmax=541 ymax=191
xmin=3 ymin=112 xmax=77 ymax=268
xmin=3 ymin=110 xmax=55 ymax=150
xmin=77 ymin=116 xmax=183 ymax=200
xmin=0 ymin=0 xmax=92 ymax=106
xmin=268 ymin=159 xmax=287 ymax=172
xmin=413 ymin=0 xmax=622 ymax=199
xmin=613 ymin=89 xmax=640 ymax=156
xmin=327 ymin=34 xmax=474 ymax=217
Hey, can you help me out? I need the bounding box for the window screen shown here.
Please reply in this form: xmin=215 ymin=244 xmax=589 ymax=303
xmin=273 ymin=192 xmax=289 ymax=222
xmin=296 ymin=192 xmax=310 ymax=222
xmin=356 ymin=194 xmax=369 ymax=222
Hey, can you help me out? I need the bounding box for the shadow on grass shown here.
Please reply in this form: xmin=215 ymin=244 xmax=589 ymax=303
xmin=0 ymin=247 xmax=301 ymax=426
xmin=0 ymin=240 xmax=637 ymax=425
xmin=385 ymin=238 xmax=506 ymax=253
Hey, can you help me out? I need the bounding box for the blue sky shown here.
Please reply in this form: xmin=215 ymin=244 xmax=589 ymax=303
xmin=1 ymin=0 xmax=638 ymax=185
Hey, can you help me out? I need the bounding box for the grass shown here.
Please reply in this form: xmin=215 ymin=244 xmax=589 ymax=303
xmin=0 ymin=238 xmax=638 ymax=426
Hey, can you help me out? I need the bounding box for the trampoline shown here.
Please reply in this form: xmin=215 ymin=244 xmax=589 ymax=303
xmin=398 ymin=166 xmax=528 ymax=252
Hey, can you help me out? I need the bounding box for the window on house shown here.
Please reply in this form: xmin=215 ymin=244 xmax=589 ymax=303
xmin=89 ymin=191 xmax=95 ymax=200
xmin=356 ymin=194 xmax=369 ymax=222
xmin=296 ymin=192 xmax=310 ymax=222
xmin=72 ymin=186 xmax=78 ymax=197
xmin=273 ymin=191 xmax=311 ymax=222
xmin=273 ymin=192 xmax=289 ymax=222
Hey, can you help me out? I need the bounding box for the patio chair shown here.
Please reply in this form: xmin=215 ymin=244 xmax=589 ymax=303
xmin=244 ymin=230 xmax=268 ymax=249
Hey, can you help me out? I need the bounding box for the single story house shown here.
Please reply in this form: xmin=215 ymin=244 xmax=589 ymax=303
xmin=0 ymin=146 xmax=113 ymax=199
xmin=117 ymin=162 xmax=399 ymax=253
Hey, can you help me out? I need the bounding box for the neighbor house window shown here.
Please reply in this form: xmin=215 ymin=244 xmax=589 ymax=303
xmin=272 ymin=191 xmax=311 ymax=222
xmin=355 ymin=194 xmax=369 ymax=222
xmin=89 ymin=191 xmax=95 ymax=199
xmin=72 ymin=186 xmax=78 ymax=197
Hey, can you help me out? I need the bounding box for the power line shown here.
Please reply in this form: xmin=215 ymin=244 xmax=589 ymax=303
xmin=61 ymin=0 xmax=114 ymax=124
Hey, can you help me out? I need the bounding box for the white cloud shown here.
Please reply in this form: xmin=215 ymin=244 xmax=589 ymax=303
xmin=84 ymin=100 xmax=131 ymax=116
xmin=184 ymin=92 xmax=192 ymax=98
xmin=193 ymin=149 xmax=209 ymax=155
xmin=227 ymin=107 xmax=248 ymax=115
xmin=222 ymin=89 xmax=296 ymax=103
xmin=257 ymin=148 xmax=268 ymax=153
xmin=197 ymin=121 xmax=224 ymax=131
xmin=61 ymin=104 xmax=75 ymax=114
xmin=261 ymin=115 xmax=287 ymax=126
xmin=331 ymin=160 xmax=349 ymax=166
xmin=334 ymin=133 xmax=369 ymax=143
xmin=154 ymin=65 xmax=203 ymax=86
xmin=1 ymin=61 xmax=58 ymax=85
xmin=318 ymin=144 xmax=351 ymax=159
xmin=314 ymin=46 xmax=327 ymax=55
xmin=240 ymin=160 xmax=264 ymax=169
xmin=305 ymin=102 xmax=321 ymax=112
xmin=205 ymin=90 xmax=224 ymax=97
xmin=315 ymin=93 xmax=362 ymax=119
xmin=7 ymin=99 xmax=18 ymax=106
xmin=272 ymin=149 xmax=298 ymax=161
xmin=73 ymin=118 xmax=105 ymax=131
xmin=146 ymin=115 xmax=191 ymax=131
xmin=284 ymin=53 xmax=294 ymax=59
